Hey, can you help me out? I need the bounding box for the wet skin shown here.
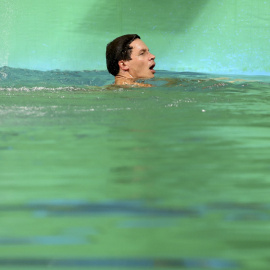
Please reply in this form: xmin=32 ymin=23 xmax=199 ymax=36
xmin=115 ymin=39 xmax=156 ymax=87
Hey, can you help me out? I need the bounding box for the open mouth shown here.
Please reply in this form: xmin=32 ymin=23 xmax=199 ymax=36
xmin=149 ymin=63 xmax=156 ymax=73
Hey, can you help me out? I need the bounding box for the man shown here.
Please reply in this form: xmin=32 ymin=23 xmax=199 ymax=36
xmin=106 ymin=34 xmax=156 ymax=87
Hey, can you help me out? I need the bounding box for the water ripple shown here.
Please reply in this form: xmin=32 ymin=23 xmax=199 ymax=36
xmin=0 ymin=258 xmax=240 ymax=268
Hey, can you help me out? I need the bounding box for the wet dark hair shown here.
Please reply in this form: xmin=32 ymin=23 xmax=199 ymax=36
xmin=106 ymin=34 xmax=141 ymax=76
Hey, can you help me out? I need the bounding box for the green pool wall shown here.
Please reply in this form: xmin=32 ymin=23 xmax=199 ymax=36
xmin=1 ymin=0 xmax=270 ymax=74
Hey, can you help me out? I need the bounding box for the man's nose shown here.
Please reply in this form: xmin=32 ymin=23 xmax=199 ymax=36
xmin=149 ymin=53 xmax=155 ymax=60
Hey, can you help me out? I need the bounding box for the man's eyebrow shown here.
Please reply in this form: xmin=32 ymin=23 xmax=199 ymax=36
xmin=139 ymin=48 xmax=148 ymax=53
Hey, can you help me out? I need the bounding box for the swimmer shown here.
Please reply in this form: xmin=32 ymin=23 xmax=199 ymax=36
xmin=106 ymin=34 xmax=156 ymax=87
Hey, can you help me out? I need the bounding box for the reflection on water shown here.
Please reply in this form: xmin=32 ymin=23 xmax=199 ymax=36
xmin=1 ymin=67 xmax=270 ymax=269
xmin=0 ymin=258 xmax=239 ymax=268
xmin=0 ymin=66 xmax=113 ymax=88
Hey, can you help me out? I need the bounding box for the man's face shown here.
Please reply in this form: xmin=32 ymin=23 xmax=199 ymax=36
xmin=125 ymin=39 xmax=156 ymax=79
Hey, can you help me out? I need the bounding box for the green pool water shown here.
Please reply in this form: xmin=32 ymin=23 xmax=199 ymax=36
xmin=0 ymin=67 xmax=270 ymax=270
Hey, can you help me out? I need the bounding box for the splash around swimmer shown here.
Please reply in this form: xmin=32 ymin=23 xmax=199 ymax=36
xmin=106 ymin=34 xmax=156 ymax=87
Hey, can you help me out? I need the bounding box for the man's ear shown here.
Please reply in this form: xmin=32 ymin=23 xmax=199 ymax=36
xmin=118 ymin=60 xmax=129 ymax=71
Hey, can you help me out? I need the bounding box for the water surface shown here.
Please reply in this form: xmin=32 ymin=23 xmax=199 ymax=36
xmin=1 ymin=67 xmax=270 ymax=269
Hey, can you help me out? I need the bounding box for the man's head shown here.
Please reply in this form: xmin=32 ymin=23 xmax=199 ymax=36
xmin=106 ymin=34 xmax=156 ymax=79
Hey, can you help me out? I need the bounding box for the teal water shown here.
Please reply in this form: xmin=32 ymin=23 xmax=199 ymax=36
xmin=1 ymin=67 xmax=270 ymax=270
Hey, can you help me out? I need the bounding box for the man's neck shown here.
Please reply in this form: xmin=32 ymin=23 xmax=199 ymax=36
xmin=114 ymin=74 xmax=152 ymax=87
xmin=115 ymin=74 xmax=135 ymax=85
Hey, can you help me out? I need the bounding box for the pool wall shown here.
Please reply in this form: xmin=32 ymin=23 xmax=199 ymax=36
xmin=1 ymin=0 xmax=270 ymax=74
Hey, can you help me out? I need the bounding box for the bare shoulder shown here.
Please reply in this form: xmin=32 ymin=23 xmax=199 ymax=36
xmin=134 ymin=82 xmax=153 ymax=88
